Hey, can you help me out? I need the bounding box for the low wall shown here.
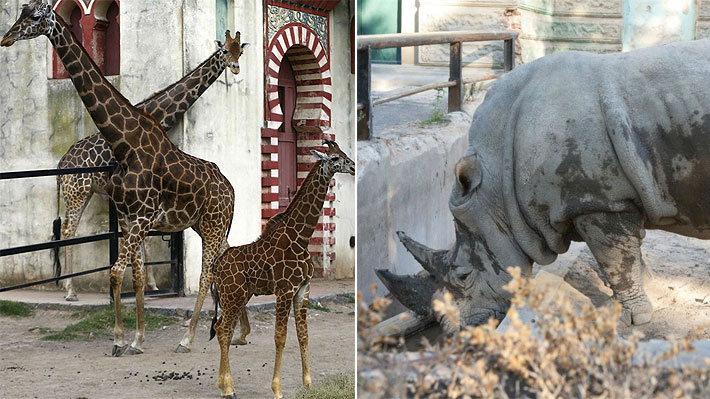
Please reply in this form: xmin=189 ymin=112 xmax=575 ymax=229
xmin=357 ymin=112 xmax=471 ymax=303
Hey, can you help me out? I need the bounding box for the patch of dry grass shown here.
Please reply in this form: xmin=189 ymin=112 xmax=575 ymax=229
xmin=358 ymin=268 xmax=710 ymax=399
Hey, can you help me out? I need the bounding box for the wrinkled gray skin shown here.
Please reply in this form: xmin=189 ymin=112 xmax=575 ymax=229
xmin=378 ymin=39 xmax=710 ymax=333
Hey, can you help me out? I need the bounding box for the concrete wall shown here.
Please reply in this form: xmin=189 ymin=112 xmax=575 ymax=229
xmin=622 ymin=0 xmax=698 ymax=51
xmin=330 ymin=0 xmax=357 ymax=279
xmin=356 ymin=112 xmax=470 ymax=303
xmin=0 ymin=0 xmax=354 ymax=295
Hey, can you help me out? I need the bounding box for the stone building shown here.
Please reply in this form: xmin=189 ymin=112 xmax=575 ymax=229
xmin=0 ymin=0 xmax=355 ymax=295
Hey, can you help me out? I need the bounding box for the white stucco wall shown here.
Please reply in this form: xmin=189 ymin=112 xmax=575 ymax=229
xmin=330 ymin=0 xmax=356 ymax=279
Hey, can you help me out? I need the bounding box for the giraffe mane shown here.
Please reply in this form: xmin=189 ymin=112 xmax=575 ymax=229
xmin=261 ymin=160 xmax=325 ymax=235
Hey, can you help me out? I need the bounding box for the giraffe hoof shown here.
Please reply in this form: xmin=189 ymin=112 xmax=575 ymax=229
xmin=124 ymin=346 xmax=143 ymax=355
xmin=65 ymin=294 xmax=78 ymax=302
xmin=222 ymin=394 xmax=237 ymax=399
xmin=231 ymin=337 xmax=248 ymax=346
xmin=112 ymin=344 xmax=128 ymax=357
xmin=174 ymin=344 xmax=191 ymax=353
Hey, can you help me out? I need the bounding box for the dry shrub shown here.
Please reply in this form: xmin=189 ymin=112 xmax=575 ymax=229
xmin=358 ymin=268 xmax=710 ymax=399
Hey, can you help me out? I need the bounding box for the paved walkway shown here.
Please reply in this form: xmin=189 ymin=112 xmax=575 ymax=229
xmin=0 ymin=278 xmax=354 ymax=316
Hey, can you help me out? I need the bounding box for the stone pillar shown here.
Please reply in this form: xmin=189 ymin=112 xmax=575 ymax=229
xmin=622 ymin=0 xmax=698 ymax=51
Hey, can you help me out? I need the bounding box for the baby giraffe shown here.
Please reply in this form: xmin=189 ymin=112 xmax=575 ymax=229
xmin=210 ymin=140 xmax=355 ymax=399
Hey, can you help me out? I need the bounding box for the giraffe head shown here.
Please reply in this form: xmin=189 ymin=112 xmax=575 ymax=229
xmin=1 ymin=0 xmax=55 ymax=47
xmin=310 ymin=140 xmax=355 ymax=176
xmin=216 ymin=30 xmax=250 ymax=75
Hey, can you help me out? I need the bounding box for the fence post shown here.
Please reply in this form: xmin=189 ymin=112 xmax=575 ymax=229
xmin=170 ymin=231 xmax=184 ymax=296
xmin=504 ymin=38 xmax=514 ymax=72
xmin=448 ymin=41 xmax=463 ymax=113
xmin=357 ymin=45 xmax=372 ymax=140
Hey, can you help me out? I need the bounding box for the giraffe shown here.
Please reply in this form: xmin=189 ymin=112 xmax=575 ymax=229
xmin=210 ymin=140 xmax=355 ymax=399
xmin=56 ymin=31 xmax=249 ymax=302
xmin=1 ymin=0 xmax=242 ymax=356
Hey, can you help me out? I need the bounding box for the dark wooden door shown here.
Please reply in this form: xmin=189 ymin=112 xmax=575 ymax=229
xmin=278 ymin=56 xmax=297 ymax=211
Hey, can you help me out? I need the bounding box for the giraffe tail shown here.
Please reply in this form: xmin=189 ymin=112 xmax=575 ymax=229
xmin=209 ymin=282 xmax=220 ymax=341
xmin=52 ymin=175 xmax=62 ymax=285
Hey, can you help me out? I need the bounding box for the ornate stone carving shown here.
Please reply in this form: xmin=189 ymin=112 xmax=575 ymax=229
xmin=267 ymin=5 xmax=328 ymax=52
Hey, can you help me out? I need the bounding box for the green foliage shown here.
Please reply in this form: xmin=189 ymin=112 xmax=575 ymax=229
xmin=420 ymin=88 xmax=450 ymax=125
xmin=343 ymin=293 xmax=356 ymax=303
xmin=307 ymin=300 xmax=330 ymax=312
xmin=0 ymin=300 xmax=33 ymax=317
xmin=40 ymin=305 xmax=176 ymax=341
xmin=296 ymin=374 xmax=355 ymax=399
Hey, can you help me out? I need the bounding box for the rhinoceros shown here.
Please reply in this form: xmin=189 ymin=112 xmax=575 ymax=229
xmin=377 ymin=39 xmax=710 ymax=333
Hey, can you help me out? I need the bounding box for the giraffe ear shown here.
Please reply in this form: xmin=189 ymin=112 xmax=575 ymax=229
xmin=215 ymin=40 xmax=224 ymax=49
xmin=310 ymin=149 xmax=328 ymax=161
xmin=241 ymin=43 xmax=250 ymax=51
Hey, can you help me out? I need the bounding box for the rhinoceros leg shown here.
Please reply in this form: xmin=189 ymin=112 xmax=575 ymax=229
xmin=573 ymin=211 xmax=653 ymax=326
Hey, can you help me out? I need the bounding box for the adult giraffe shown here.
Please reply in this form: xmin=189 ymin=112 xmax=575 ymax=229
xmin=210 ymin=141 xmax=355 ymax=399
xmin=1 ymin=0 xmax=242 ymax=356
xmin=56 ymin=31 xmax=249 ymax=302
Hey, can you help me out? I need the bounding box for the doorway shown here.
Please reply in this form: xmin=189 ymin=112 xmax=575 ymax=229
xmin=277 ymin=55 xmax=298 ymax=212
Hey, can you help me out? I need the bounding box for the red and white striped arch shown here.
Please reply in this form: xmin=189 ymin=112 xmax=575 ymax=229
xmin=265 ymin=23 xmax=332 ymax=132
xmin=261 ymin=20 xmax=336 ymax=276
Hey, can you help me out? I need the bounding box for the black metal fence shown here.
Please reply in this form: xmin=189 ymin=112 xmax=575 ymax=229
xmin=0 ymin=164 xmax=183 ymax=298
xmin=357 ymin=30 xmax=519 ymax=140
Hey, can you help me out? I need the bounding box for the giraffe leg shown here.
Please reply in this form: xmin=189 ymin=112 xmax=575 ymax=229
xmin=176 ymin=233 xmax=222 ymax=353
xmin=272 ymin=293 xmax=294 ymax=399
xmin=142 ymin=243 xmax=159 ymax=291
xmin=231 ymin=311 xmax=250 ymax=346
xmin=111 ymin=219 xmax=150 ymax=357
xmin=293 ymin=280 xmax=312 ymax=388
xmin=124 ymin=247 xmax=146 ymax=355
xmin=59 ymin=176 xmax=92 ymax=302
xmin=216 ymin=296 xmax=244 ymax=398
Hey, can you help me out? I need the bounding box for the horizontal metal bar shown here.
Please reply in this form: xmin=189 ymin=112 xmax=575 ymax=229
xmin=120 ymin=289 xmax=175 ymax=299
xmin=0 ymin=259 xmax=176 ymax=293
xmin=0 ymin=164 xmax=116 ymax=180
xmin=143 ymin=260 xmax=176 ymax=266
xmin=373 ymin=81 xmax=457 ymax=106
xmin=357 ymin=30 xmax=518 ymax=50
xmin=0 ymin=264 xmax=112 ymax=292
xmin=461 ymin=73 xmax=503 ymax=84
xmin=0 ymin=233 xmax=116 ymax=257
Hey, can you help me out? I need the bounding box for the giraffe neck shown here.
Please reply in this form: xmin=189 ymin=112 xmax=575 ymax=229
xmin=136 ymin=50 xmax=227 ymax=131
xmin=269 ymin=161 xmax=332 ymax=246
xmin=47 ymin=15 xmax=159 ymax=161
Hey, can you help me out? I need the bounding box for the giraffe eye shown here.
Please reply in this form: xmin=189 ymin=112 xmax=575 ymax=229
xmin=331 ymin=156 xmax=340 ymax=162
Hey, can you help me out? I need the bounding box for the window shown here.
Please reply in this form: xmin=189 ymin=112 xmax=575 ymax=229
xmin=51 ymin=0 xmax=120 ymax=79
xmin=215 ymin=0 xmax=234 ymax=41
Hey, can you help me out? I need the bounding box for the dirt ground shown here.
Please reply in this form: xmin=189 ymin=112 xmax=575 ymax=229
xmin=0 ymin=297 xmax=354 ymax=399
xmin=549 ymin=230 xmax=710 ymax=340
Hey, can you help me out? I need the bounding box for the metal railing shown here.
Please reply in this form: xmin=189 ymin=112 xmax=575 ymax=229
xmin=357 ymin=30 xmax=519 ymax=140
xmin=0 ymin=164 xmax=184 ymax=297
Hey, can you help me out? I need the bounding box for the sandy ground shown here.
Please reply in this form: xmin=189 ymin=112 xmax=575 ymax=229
xmin=0 ymin=297 xmax=355 ymax=399
xmin=558 ymin=230 xmax=710 ymax=340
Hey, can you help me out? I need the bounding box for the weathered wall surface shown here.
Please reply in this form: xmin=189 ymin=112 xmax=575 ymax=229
xmin=330 ymin=0 xmax=357 ymax=279
xmin=697 ymin=0 xmax=709 ymax=38
xmin=357 ymin=112 xmax=470 ymax=303
xmin=622 ymin=0 xmax=698 ymax=51
xmin=0 ymin=1 xmax=354 ymax=295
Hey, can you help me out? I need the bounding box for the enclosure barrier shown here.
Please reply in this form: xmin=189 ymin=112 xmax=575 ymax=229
xmin=0 ymin=164 xmax=183 ymax=297
xmin=357 ymin=30 xmax=519 ymax=140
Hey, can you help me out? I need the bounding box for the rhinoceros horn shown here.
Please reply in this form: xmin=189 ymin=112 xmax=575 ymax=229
xmin=375 ymin=231 xmax=452 ymax=316
xmin=395 ymin=231 xmax=450 ymax=279
xmin=375 ymin=269 xmax=437 ymax=316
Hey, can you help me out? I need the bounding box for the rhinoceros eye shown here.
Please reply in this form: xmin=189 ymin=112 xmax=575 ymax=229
xmin=458 ymin=272 xmax=471 ymax=281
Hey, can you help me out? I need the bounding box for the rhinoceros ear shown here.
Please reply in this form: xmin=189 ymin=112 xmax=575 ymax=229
xmin=455 ymin=155 xmax=482 ymax=196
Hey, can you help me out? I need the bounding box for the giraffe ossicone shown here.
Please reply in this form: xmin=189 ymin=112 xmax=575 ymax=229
xmin=210 ymin=140 xmax=354 ymax=399
xmin=2 ymin=1 xmax=239 ymax=357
